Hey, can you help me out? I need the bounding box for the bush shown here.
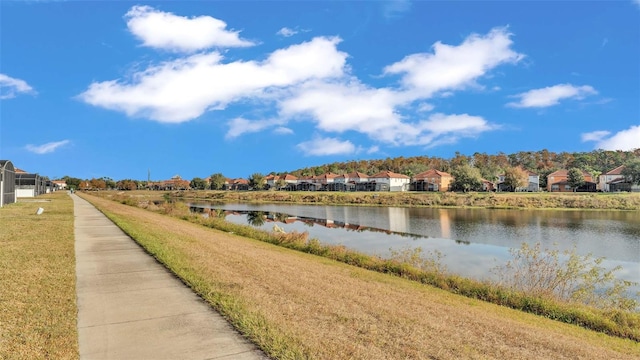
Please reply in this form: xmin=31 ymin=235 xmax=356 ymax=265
xmin=493 ymin=242 xmax=639 ymax=312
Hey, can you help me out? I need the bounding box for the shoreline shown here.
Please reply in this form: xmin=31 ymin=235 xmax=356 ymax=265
xmin=167 ymin=190 xmax=640 ymax=211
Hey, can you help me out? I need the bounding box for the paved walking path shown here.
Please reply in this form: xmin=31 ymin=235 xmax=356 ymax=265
xmin=72 ymin=194 xmax=267 ymax=359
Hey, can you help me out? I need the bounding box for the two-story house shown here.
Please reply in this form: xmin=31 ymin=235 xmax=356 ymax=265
xmin=411 ymin=169 xmax=453 ymax=191
xmin=369 ymin=170 xmax=410 ymax=191
xmin=547 ymin=169 xmax=595 ymax=192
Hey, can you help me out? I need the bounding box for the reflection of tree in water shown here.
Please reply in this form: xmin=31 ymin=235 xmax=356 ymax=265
xmin=247 ymin=211 xmax=266 ymax=227
xmin=213 ymin=209 xmax=227 ymax=219
xmin=274 ymin=212 xmax=289 ymax=222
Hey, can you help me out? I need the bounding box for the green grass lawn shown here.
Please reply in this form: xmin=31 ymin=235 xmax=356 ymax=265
xmin=0 ymin=192 xmax=78 ymax=359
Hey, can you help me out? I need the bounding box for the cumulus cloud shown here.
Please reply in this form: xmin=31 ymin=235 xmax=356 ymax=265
xmin=296 ymin=137 xmax=356 ymax=156
xmin=280 ymin=81 xmax=495 ymax=147
xmin=277 ymin=27 xmax=297 ymax=37
xmin=82 ymin=10 xmax=521 ymax=154
xmin=25 ymin=140 xmax=70 ymax=154
xmin=0 ymin=73 xmax=36 ymax=99
xmin=125 ymin=5 xmax=254 ymax=52
xmin=507 ymin=84 xmax=597 ymax=108
xmin=582 ymin=125 xmax=640 ymax=151
xmin=80 ymin=36 xmax=347 ymax=122
xmin=384 ymin=27 xmax=524 ymax=97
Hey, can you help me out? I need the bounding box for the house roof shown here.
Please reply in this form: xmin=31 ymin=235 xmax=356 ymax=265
xmin=313 ymin=172 xmax=340 ymax=180
xmin=337 ymin=171 xmax=370 ymax=179
xmin=604 ymin=165 xmax=625 ymax=175
xmin=414 ymin=169 xmax=451 ymax=179
xmin=370 ymin=170 xmax=410 ymax=179
xmin=548 ymin=169 xmax=592 ymax=178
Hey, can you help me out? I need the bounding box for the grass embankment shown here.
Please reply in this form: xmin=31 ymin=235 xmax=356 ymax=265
xmin=0 ymin=192 xmax=78 ymax=359
xmin=172 ymin=190 xmax=640 ymax=210
xmin=79 ymin=192 xmax=640 ymax=359
xmin=112 ymin=192 xmax=640 ymax=340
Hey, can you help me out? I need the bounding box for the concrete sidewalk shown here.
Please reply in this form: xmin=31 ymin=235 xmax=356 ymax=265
xmin=72 ymin=194 xmax=267 ymax=359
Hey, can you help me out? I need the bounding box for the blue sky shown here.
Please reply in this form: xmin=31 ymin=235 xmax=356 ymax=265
xmin=1 ymin=1 xmax=639 ymax=181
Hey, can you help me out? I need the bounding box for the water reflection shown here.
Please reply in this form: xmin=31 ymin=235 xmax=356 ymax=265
xmin=187 ymin=202 xmax=640 ymax=295
xmin=190 ymin=207 xmax=458 ymax=242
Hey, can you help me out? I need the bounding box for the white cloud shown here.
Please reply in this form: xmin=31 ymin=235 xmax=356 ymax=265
xmin=82 ymin=12 xmax=516 ymax=153
xmin=226 ymin=117 xmax=281 ymax=139
xmin=125 ymin=5 xmax=254 ymax=52
xmin=384 ymin=27 xmax=524 ymax=97
xmin=581 ymin=130 xmax=610 ymax=142
xmin=0 ymin=73 xmax=36 ymax=99
xmin=507 ymin=84 xmax=597 ymax=108
xmin=582 ymin=125 xmax=640 ymax=151
xmin=273 ymin=126 xmax=293 ymax=135
xmin=296 ymin=137 xmax=356 ymax=156
xmin=280 ymin=81 xmax=406 ymax=141
xmin=280 ymin=81 xmax=494 ymax=148
xmin=79 ymin=36 xmax=347 ymax=123
xmin=277 ymin=27 xmax=297 ymax=37
xmin=25 ymin=140 xmax=70 ymax=154
xmin=417 ymin=103 xmax=434 ymax=112
xmin=382 ymin=0 xmax=412 ymax=19
xmin=367 ymin=145 xmax=380 ymax=154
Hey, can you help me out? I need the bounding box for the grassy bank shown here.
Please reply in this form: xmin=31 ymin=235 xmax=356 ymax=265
xmin=171 ymin=190 xmax=640 ymax=210
xmin=80 ymin=192 xmax=639 ymax=359
xmin=108 ymin=192 xmax=640 ymax=340
xmin=0 ymin=192 xmax=78 ymax=359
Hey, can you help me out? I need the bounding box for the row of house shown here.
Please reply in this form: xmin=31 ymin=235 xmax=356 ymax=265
xmin=0 ymin=160 xmax=64 ymax=207
xmin=233 ymin=165 xmax=636 ymax=193
xmin=142 ymin=164 xmax=639 ymax=194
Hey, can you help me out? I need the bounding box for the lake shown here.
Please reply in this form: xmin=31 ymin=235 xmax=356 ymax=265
xmin=187 ymin=202 xmax=640 ymax=296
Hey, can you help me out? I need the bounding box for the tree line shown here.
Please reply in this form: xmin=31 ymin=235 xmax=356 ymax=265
xmin=60 ymin=149 xmax=640 ymax=191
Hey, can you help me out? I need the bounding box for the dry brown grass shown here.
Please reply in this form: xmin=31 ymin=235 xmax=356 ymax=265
xmin=0 ymin=192 xmax=78 ymax=359
xmin=81 ymin=192 xmax=640 ymax=359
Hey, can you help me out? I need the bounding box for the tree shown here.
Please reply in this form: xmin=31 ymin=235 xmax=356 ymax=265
xmin=275 ymin=177 xmax=286 ymax=190
xmin=116 ymin=179 xmax=137 ymax=190
xmin=503 ymin=167 xmax=529 ymax=192
xmin=567 ymin=168 xmax=585 ymax=192
xmin=62 ymin=176 xmax=82 ymax=190
xmin=621 ymin=159 xmax=640 ymax=185
xmin=89 ymin=178 xmax=107 ymax=190
xmin=450 ymin=164 xmax=483 ymax=192
xmin=249 ymin=173 xmax=265 ymax=190
xmin=100 ymin=177 xmax=116 ymax=189
xmin=190 ymin=177 xmax=207 ymax=190
xmin=209 ymin=173 xmax=226 ymax=190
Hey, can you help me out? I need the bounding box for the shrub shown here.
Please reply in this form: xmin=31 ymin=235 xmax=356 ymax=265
xmin=493 ymin=242 xmax=639 ymax=312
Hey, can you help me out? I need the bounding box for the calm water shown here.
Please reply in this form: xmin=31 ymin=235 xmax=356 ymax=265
xmin=188 ymin=202 xmax=640 ymax=294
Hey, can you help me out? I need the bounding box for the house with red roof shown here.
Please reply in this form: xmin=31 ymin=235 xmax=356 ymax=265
xmin=411 ymin=169 xmax=453 ymax=192
xmin=332 ymin=171 xmax=370 ymax=191
xmin=598 ymin=165 xmax=639 ymax=192
xmin=547 ymin=169 xmax=595 ymax=192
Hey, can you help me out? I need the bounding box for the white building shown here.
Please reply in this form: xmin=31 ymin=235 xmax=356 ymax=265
xmin=369 ymin=171 xmax=410 ymax=192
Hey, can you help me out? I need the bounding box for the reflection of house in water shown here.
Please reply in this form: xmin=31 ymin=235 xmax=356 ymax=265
xmin=438 ymin=209 xmax=451 ymax=239
xmin=386 ymin=207 xmax=409 ymax=234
